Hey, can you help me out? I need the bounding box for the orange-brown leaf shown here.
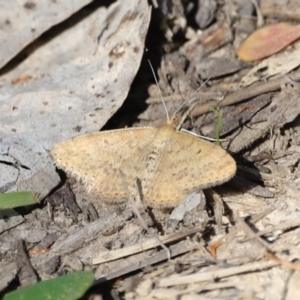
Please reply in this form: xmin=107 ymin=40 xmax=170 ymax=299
xmin=238 ymin=23 xmax=300 ymax=62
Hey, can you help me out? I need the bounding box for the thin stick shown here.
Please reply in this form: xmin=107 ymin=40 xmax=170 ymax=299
xmin=235 ymin=212 xmax=300 ymax=272
xmin=243 ymin=218 xmax=300 ymax=242
xmin=190 ymin=71 xmax=300 ymax=117
xmin=95 ymin=240 xmax=196 ymax=283
xmin=233 ymin=211 xmax=272 ymax=252
xmin=93 ymin=224 xmax=203 ymax=264
xmin=210 ymin=206 xmax=275 ymax=246
xmin=158 ymin=260 xmax=278 ymax=287
xmin=146 ymin=91 xmax=223 ymax=104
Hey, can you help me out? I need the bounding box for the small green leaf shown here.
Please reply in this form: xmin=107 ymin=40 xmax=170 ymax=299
xmin=3 ymin=271 xmax=94 ymax=300
xmin=0 ymin=191 xmax=38 ymax=210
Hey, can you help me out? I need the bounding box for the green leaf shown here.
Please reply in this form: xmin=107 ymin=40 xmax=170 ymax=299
xmin=0 ymin=191 xmax=38 ymax=210
xmin=3 ymin=271 xmax=94 ymax=300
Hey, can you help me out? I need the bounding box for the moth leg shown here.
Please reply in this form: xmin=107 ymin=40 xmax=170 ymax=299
xmin=119 ymin=170 xmax=171 ymax=260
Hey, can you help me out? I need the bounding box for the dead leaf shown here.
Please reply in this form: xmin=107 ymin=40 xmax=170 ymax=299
xmin=238 ymin=23 xmax=300 ymax=62
xmin=0 ymin=0 xmax=151 ymax=200
xmin=241 ymin=40 xmax=300 ymax=86
xmin=0 ymin=0 xmax=93 ymax=69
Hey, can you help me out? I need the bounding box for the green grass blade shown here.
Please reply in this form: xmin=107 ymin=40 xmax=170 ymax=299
xmin=0 ymin=191 xmax=38 ymax=210
xmin=210 ymin=106 xmax=223 ymax=146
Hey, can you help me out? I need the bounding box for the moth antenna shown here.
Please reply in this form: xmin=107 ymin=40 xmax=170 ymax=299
xmin=171 ymin=77 xmax=211 ymax=120
xmin=180 ymin=128 xmax=227 ymax=141
xmin=148 ymin=60 xmax=170 ymax=121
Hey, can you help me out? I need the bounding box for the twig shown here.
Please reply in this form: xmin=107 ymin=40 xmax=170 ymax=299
xmin=243 ymin=218 xmax=300 ymax=242
xmin=233 ymin=211 xmax=273 ymax=252
xmin=95 ymin=240 xmax=197 ymax=283
xmin=211 ymin=206 xmax=275 ymax=246
xmin=146 ymin=92 xmax=223 ymax=104
xmin=234 ymin=212 xmax=300 ymax=272
xmin=266 ymin=252 xmax=300 ymax=271
xmin=158 ymin=260 xmax=278 ymax=287
xmin=190 ymin=72 xmax=300 ymax=117
xmin=92 ymin=224 xmax=204 ymax=264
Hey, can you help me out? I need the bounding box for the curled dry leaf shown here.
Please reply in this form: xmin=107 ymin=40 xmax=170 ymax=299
xmin=237 ymin=23 xmax=300 ymax=62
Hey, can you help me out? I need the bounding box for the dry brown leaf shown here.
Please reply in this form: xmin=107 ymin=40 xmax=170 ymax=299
xmin=238 ymin=23 xmax=300 ymax=62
